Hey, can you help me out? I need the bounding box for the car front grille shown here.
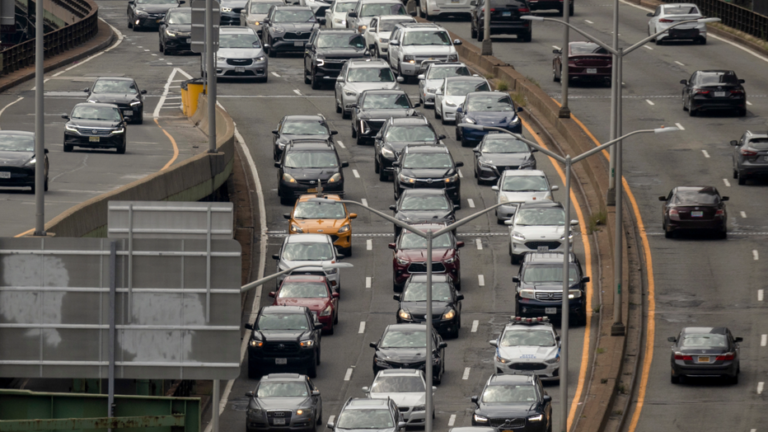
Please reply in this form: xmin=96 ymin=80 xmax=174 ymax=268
xmin=407 ymin=262 xmax=446 ymax=273
xmin=296 ymin=179 xmax=320 ymax=186
xmin=524 ymin=241 xmax=561 ymax=250
xmin=263 ymin=341 xmax=300 ymax=355
xmin=285 ymin=32 xmax=311 ymax=40
xmin=321 ymin=59 xmax=347 ymax=70
xmin=415 ymin=56 xmax=448 ymax=63
xmin=267 ymin=411 xmax=293 ymax=426
xmin=509 ymin=362 xmax=547 ymax=371
xmin=411 ymin=313 xmax=442 ymax=321
xmin=227 ymin=58 xmax=253 ymax=66
xmin=494 ymin=165 xmax=519 ymax=173
xmin=489 ymin=418 xmax=526 ymax=428
xmin=535 ymin=291 xmax=562 ymax=301
xmin=77 ymin=127 xmax=114 ymax=136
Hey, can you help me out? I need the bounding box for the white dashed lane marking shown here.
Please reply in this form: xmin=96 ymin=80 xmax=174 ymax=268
xmin=448 ymin=415 xmax=456 ymax=427
xmin=674 ymin=61 xmax=685 ymax=66
xmin=741 ymin=211 xmax=747 ymax=218
xmin=476 ymin=238 xmax=483 ymax=250
xmin=646 ymin=99 xmax=655 ymax=105
xmin=585 ymin=19 xmax=594 ymax=24
xmin=359 ymin=322 xmax=366 ymax=334
xmin=478 ymin=275 xmax=485 ymax=287
xmin=723 ymin=179 xmax=731 ymax=187
xmin=471 ymin=320 xmax=479 ymax=332
xmin=759 ymin=289 xmax=764 ymax=301
xmin=761 ymin=334 xmax=767 ymax=347
xmin=352 ymin=169 xmax=360 ymax=178
xmin=458 ymin=169 xmax=463 ymax=178
xmin=361 ymin=198 xmax=368 ymax=206
xmin=758 ymin=382 xmax=764 ymax=395
xmin=702 ymin=150 xmax=710 ymax=158
xmin=365 ymin=277 xmax=371 ymax=288
xmin=675 ymin=123 xmax=685 ymax=130
xmin=552 ymin=45 xmax=560 ymax=50
xmin=468 ymin=198 xmax=475 ymax=208
xmin=367 ymin=239 xmax=372 ymax=250
xmin=747 ymin=101 xmax=753 ymax=105
xmin=462 ymin=367 xmax=471 ymax=380
xmin=344 ymin=368 xmax=354 ymax=381
xmin=293 ymin=89 xmax=301 ymax=95
xmin=753 ymin=250 xmax=759 ymax=260
xmin=337 ymin=140 xmax=346 ymax=149
xmin=644 ymin=45 xmax=653 ymax=50
xmin=271 ymin=72 xmax=281 ymax=77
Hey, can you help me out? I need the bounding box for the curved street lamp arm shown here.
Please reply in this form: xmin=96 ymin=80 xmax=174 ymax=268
xmin=625 ymin=19 xmax=703 ymax=54
xmin=433 ymin=202 xmax=507 ymax=238
xmin=338 ymin=199 xmax=427 ymax=238
xmin=539 ymin=17 xmax=618 ymax=55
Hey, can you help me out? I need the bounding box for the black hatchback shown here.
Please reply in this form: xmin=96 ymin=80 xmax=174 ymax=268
xmin=394 ymin=274 xmax=464 ymax=338
xmin=275 ymin=142 xmax=348 ymax=205
xmin=393 ymin=145 xmax=463 ymax=205
xmin=375 ymin=116 xmax=441 ymax=182
xmin=681 ymin=70 xmax=747 ymax=117
xmin=470 ymin=0 xmax=532 ymax=42
xmin=370 ymin=323 xmax=447 ymax=384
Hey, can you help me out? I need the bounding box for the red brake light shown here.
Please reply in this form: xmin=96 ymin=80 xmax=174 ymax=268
xmin=715 ymin=209 xmax=725 ymax=217
xmin=741 ymin=149 xmax=758 ymax=156
xmin=669 ymin=209 xmax=680 ymax=221
xmin=695 ymin=89 xmax=710 ymax=95
xmin=659 ymin=18 xmax=674 ymax=22
xmin=730 ymin=90 xmax=744 ymax=95
xmin=518 ymin=7 xmax=529 ymax=12
xmin=490 ymin=8 xmax=496 ymax=12
xmin=716 ymin=353 xmax=735 ymax=361
xmin=674 ymin=354 xmax=693 ymax=361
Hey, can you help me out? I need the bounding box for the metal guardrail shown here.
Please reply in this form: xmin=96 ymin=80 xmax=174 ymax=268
xmin=661 ymin=0 xmax=768 ymax=40
xmin=1 ymin=0 xmax=98 ymax=76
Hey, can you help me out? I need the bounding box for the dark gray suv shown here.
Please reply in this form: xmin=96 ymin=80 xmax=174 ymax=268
xmin=731 ymin=130 xmax=768 ymax=185
xmin=246 ymin=373 xmax=323 ymax=432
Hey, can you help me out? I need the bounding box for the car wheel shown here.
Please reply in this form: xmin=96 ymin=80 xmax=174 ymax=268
xmin=379 ymin=167 xmax=388 ymax=182
xmin=351 ymin=124 xmax=357 ymax=138
xmin=280 ymin=195 xmax=294 ymax=206
xmin=655 ymin=36 xmax=662 ymax=45
xmin=335 ymin=93 xmax=342 ymax=113
xmin=159 ymin=40 xmax=164 ymax=54
xmin=435 ymin=105 xmax=442 ymax=120
xmin=134 ymin=110 xmax=143 ymax=124
xmin=374 ymin=157 xmax=380 ymax=173
xmin=470 ymin=24 xmax=477 ymax=39
xmin=63 ymin=144 xmax=73 ymax=152
xmin=371 ymin=45 xmax=379 ymax=58
xmin=128 ymin=16 xmax=133 ymax=29
xmin=730 ymin=373 xmax=738 ymax=385
xmin=304 ymin=67 xmax=311 ymax=84
xmin=477 ymin=26 xmax=484 ymax=42
xmin=699 ymin=37 xmax=707 ymax=45
xmin=334 ymin=305 xmax=339 ymax=324
xmin=342 ymin=108 xmax=350 ymax=120
xmin=688 ymin=105 xmax=696 ymax=117
xmin=325 ymin=324 xmax=334 ymax=335
xmin=307 ymin=359 xmax=317 ymax=378
xmin=441 ymin=115 xmax=448 ymax=125
xmin=268 ymin=38 xmax=276 ymax=57
xmin=670 ymin=372 xmax=680 ymax=384
xmin=553 ymin=69 xmax=560 ymax=82
xmin=310 ymin=67 xmax=320 ymax=90
xmin=733 ymin=169 xmax=738 ymax=179
xmin=116 ymin=140 xmax=126 ymax=154
xmin=664 ymin=225 xmax=673 ymax=238
xmin=248 ymin=356 xmax=261 ymax=380
xmin=44 ymin=177 xmax=48 ymax=192
xmin=569 ymin=3 xmax=574 ymax=15
xmin=738 ymin=108 xmax=747 ymax=117
xmin=738 ymin=173 xmax=746 ymax=185
xmin=521 ymin=31 xmax=532 ymax=42
xmin=682 ymin=97 xmax=688 ymax=111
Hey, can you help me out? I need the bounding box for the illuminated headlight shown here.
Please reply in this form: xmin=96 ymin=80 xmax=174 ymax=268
xmin=65 ymin=124 xmax=79 ymax=132
xmin=249 ymin=340 xmax=263 ymax=347
xmin=381 ymin=147 xmax=395 ymax=158
xmin=254 ymin=56 xmax=266 ymax=62
xmin=396 ymin=257 xmax=409 ymax=265
xmin=398 ymin=309 xmax=411 ymax=320
xmin=568 ymin=289 xmax=582 ymax=299
xmin=111 ymin=128 xmax=125 ymax=134
xmin=413 ymin=405 xmax=425 ymax=411
xmin=528 ymin=415 xmax=544 ymax=422
xmin=338 ymin=224 xmax=350 ymax=233
xmin=444 ymin=174 xmax=458 ymax=183
xmin=512 ymin=231 xmax=525 ymax=241
xmin=320 ymin=305 xmax=332 ymax=316
xmin=463 ymin=118 xmax=475 ymax=124
xmin=130 ymin=100 xmax=142 ymax=106
xmin=494 ymin=354 xmax=510 ymax=364
xmin=136 ymin=19 xmax=141 ymax=24
xmin=447 ymin=54 xmax=458 ymax=62
xmin=442 ymin=309 xmax=455 ymax=320
xmin=357 ymin=25 xmax=367 ymax=32
xmin=273 ymin=27 xmax=286 ymax=34
xmin=295 ymin=409 xmax=310 ymax=416
xmin=445 ymin=100 xmax=457 ymax=107
xmin=290 ymin=223 xmax=303 ymax=233
xmin=299 ymin=340 xmax=315 ymax=347
xmin=344 ymin=90 xmax=357 ymax=97
xmin=403 ymin=55 xmax=415 ymax=63
xmin=222 ymin=6 xmax=232 ymax=12
xmin=165 ymin=29 xmax=178 ymax=37
xmin=135 ymin=9 xmax=148 ymax=15
xmin=426 ymin=87 xmax=437 ymax=93
xmin=379 ymin=37 xmax=389 ymax=43
xmin=518 ymin=289 xmax=536 ymax=299
xmin=473 ymin=415 xmax=488 ymax=423
xmin=399 ymin=174 xmax=416 ymax=184
xmin=253 ymin=21 xmax=260 ymax=25
xmin=282 ymin=173 xmax=296 ymax=183
xmin=24 ymin=158 xmax=36 ymax=167
xmin=328 ymin=173 xmax=342 ymax=183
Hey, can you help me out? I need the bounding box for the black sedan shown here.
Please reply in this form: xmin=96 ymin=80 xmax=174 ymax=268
xmin=393 ymin=145 xmax=463 ymax=205
xmin=731 ymin=130 xmax=768 ymax=185
xmin=668 ymin=327 xmax=742 ymax=384
xmin=262 ymin=6 xmax=321 ymax=57
xmin=84 ymin=77 xmax=147 ymax=124
xmin=390 ymin=189 xmax=457 ymax=235
xmin=127 ymin=0 xmax=178 ymax=31
xmin=473 ymin=134 xmax=537 ymax=185
xmin=220 ymin=0 xmax=247 ymax=25
xmin=159 ymin=7 xmax=192 ymax=55
xmin=394 ymin=274 xmax=463 ymax=338
xmin=245 ymin=373 xmax=323 ymax=432
xmin=370 ymin=323 xmax=447 ymax=384
xmin=275 ymin=141 xmax=347 ymax=205
xmin=470 ymin=374 xmax=552 ymax=431
xmin=659 ymin=186 xmax=728 ymax=238
xmin=375 ymin=116 xmax=441 ymax=182
xmin=681 ymin=70 xmax=746 ymax=117
xmin=0 ymin=131 xmax=48 ymax=193
xmin=273 ymin=115 xmax=337 ymax=161
xmin=352 ymin=90 xmax=422 ymax=146
xmin=303 ymin=29 xmax=370 ymax=90
xmin=63 ymin=103 xmax=128 ymax=154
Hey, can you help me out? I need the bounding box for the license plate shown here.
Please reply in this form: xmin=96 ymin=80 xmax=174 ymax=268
xmin=545 ymin=307 xmax=557 ymax=315
xmin=275 ymin=358 xmax=287 ymax=365
xmin=89 ymin=136 xmax=100 ymax=142
xmin=698 ymin=356 xmax=710 ymax=362
xmin=502 ymin=11 xmax=511 ymax=16
xmin=586 ymin=68 xmax=597 ymax=74
xmin=122 ymin=109 xmax=132 ymax=116
xmin=0 ymin=172 xmax=10 ymax=179
xmin=488 ymin=131 xmax=500 ymax=134
xmin=294 ymin=41 xmax=305 ymax=47
xmin=273 ymin=419 xmax=286 ymax=425
xmin=691 ymin=211 xmax=703 ymax=217
xmin=307 ymin=188 xmax=317 ymax=193
xmin=186 ymin=38 xmax=191 ymax=43
xmin=714 ymin=91 xmax=726 ymax=97
xmin=537 ymin=246 xmax=549 ymax=252
xmin=235 ymin=67 xmax=245 ymax=73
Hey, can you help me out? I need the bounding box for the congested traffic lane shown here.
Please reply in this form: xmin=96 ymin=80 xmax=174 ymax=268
xmin=206 ymin=52 xmax=596 ymax=431
xmin=436 ymin=2 xmax=768 ymax=431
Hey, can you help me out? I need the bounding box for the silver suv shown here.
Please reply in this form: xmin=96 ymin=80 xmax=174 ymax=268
xmin=387 ymin=23 xmax=461 ymax=80
xmin=274 ymin=233 xmax=344 ymax=289
xmin=334 ymin=58 xmax=399 ymax=119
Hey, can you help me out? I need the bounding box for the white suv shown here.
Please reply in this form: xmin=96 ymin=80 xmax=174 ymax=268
xmin=346 ymin=0 xmax=408 ymax=33
xmin=334 ymin=58 xmax=399 ymax=118
xmin=363 ymin=15 xmax=416 ymax=59
xmin=505 ymin=201 xmax=576 ymax=264
xmin=387 ymin=23 xmax=461 ymax=80
xmin=419 ymin=0 xmax=473 ymax=21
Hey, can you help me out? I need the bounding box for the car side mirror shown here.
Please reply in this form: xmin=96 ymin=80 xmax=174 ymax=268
xmin=350 ymin=213 xmax=358 ymax=218
xmin=471 ymin=395 xmax=479 ymax=405
xmin=570 ymin=220 xmax=579 ymax=226
xmin=61 ymin=114 xmax=70 ymax=120
xmin=489 ymin=340 xmax=497 ymax=347
xmin=331 ymin=130 xmax=339 ymax=135
xmin=658 ymin=196 xmax=667 ymax=201
xmin=531 ymin=148 xmax=539 ymax=152
xmin=454 ymin=205 xmax=460 ymax=210
xmin=314 ymin=323 xmax=323 ymax=330
xmin=283 ymin=213 xmax=291 ymax=219
xmin=735 ymin=337 xmax=743 ymax=343
xmin=739 ymin=79 xmax=745 ymax=83
xmin=141 ymin=89 xmax=147 ymax=94
xmin=439 ymin=341 xmax=447 ymax=348
xmin=504 ymin=220 xmax=513 ymax=225
xmin=646 ymin=12 xmax=652 ymax=16
xmin=389 ymin=205 xmax=397 ymax=211
xmin=327 ymin=421 xmax=335 ymax=429
xmin=312 ymin=389 xmax=321 ymax=396
xmin=667 ymin=336 xmax=677 ymax=343
xmin=44 ymin=148 xmax=49 ymax=154
xmin=369 ymin=341 xmax=378 ymax=348
xmin=721 ymin=196 xmax=729 ymax=201
xmin=393 ymin=294 xmax=401 ymax=301
xmin=362 ymin=386 xmax=370 ymax=393
xmin=244 ymin=323 xmax=254 ymax=330
xmin=455 ymin=161 xmax=464 ymax=167
xmin=581 ymin=276 xmax=590 ymax=283
xmin=262 ymin=18 xmax=269 ymax=23
xmin=342 ymin=161 xmax=349 ymax=168
xmin=730 ymin=140 xmax=739 ymax=146
xmin=552 ymin=49 xmax=561 ymax=54
xmin=438 ymin=134 xmax=446 ymax=140
xmin=456 ymin=241 xmax=465 ymax=248
xmin=456 ymin=106 xmax=463 ymax=113
xmin=388 ymin=243 xmax=396 ymax=249
xmin=272 ymin=129 xmax=279 ymax=135
xmin=491 ymin=185 xmax=499 ymax=191
xmin=453 ymin=39 xmax=462 ymax=45
xmin=389 ymin=40 xmax=400 ymax=46
xmin=398 ymin=422 xmax=407 ymax=430
xmin=246 ymin=390 xmax=254 ymax=397
xmin=83 ymin=88 xmax=90 ymax=92
xmin=517 ymin=106 xmax=523 ymax=112
xmin=397 ymin=76 xmax=405 ymax=83
xmin=417 ymin=74 xmax=425 ymax=80
xmin=332 ymin=292 xmax=340 ymax=298
xmin=392 ymin=161 xmax=400 ymax=167
xmin=317 ymin=17 xmax=326 ymax=24
xmin=543 ymin=395 xmax=552 ymax=403
xmin=268 ymin=291 xmax=276 ymax=297
xmin=512 ymin=276 xmax=520 ymax=283
xmin=413 ymin=102 xmax=421 ymax=108
xmin=274 ymin=162 xmax=281 ymax=168
xmin=457 ymin=294 xmax=464 ymax=301
xmin=550 ymin=185 xmax=558 ymax=191
xmin=679 ymin=79 xmax=687 ymax=85
xmin=272 ymin=253 xmax=280 ymax=260
xmin=347 ymin=11 xmax=357 ymax=17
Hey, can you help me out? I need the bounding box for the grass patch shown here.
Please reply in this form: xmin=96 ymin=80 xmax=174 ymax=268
xmin=596 ymin=347 xmax=606 ymax=354
xmin=587 ymin=207 xmax=607 ymax=234
xmin=485 ymin=73 xmax=495 ymax=80
xmin=618 ymin=383 xmax=627 ymax=394
xmin=510 ymin=92 xmax=526 ymax=108
xmin=593 ymin=305 xmax=601 ymax=314
xmin=525 ymin=76 xmax=541 ymax=88
xmin=612 ymin=409 xmax=624 ymax=416
xmin=496 ymin=80 xmax=509 ymax=91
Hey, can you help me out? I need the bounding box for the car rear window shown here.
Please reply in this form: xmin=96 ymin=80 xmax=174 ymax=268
xmin=673 ymin=188 xmax=719 ymax=204
xmin=570 ymin=42 xmax=608 ymax=55
xmin=697 ymin=72 xmax=739 ymax=85
xmin=748 ymin=138 xmax=768 ymax=150
xmin=681 ymin=333 xmax=727 ymax=348
xmin=664 ymin=5 xmax=700 ymax=14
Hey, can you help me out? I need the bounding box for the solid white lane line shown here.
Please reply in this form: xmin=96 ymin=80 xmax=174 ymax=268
xmin=344 ymin=368 xmax=354 ymax=381
xmin=646 ymin=100 xmax=655 ymax=105
xmin=359 ymin=322 xmax=366 ymax=334
xmin=293 ymin=89 xmax=301 ymax=95
xmin=271 ymin=72 xmax=281 ymax=77
xmin=353 ymin=169 xmax=360 ymax=178
xmin=367 ymin=239 xmax=372 ymax=250
xmin=154 ymin=68 xmax=181 ymax=119
xmin=478 ymin=275 xmax=485 ymax=287
xmin=702 ymin=150 xmax=710 ymax=158
xmin=462 ymin=367 xmax=471 ymax=380
xmin=761 ymin=334 xmax=767 ymax=347
xmin=644 ymin=45 xmax=653 ymax=50
xmin=747 ymin=101 xmax=753 ymax=105
xmin=476 ymin=238 xmax=483 ymax=250
xmin=759 ymin=289 xmax=764 ymax=301
xmin=740 ymin=211 xmax=747 ymax=218
xmin=758 ymin=382 xmax=764 ymax=395
xmin=674 ymin=61 xmax=685 ymax=66
xmin=366 ymin=277 xmax=371 ymax=288
xmin=458 ymin=169 xmax=463 ymax=178
xmin=448 ymin=415 xmax=456 ymax=427
xmin=471 ymin=320 xmax=479 ymax=333
xmin=337 ymin=140 xmax=346 ymax=148
xmin=675 ymin=122 xmax=685 ymax=130
xmin=753 ymin=250 xmax=759 ymax=260
xmin=723 ymin=179 xmax=731 ymax=187
xmin=468 ymin=198 xmax=475 ymax=208
xmin=361 ymin=198 xmax=368 ymax=206
xmin=552 ymin=45 xmax=561 ymax=50
xmin=585 ymin=19 xmax=594 ymax=24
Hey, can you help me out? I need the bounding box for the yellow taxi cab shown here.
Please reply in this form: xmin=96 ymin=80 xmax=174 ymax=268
xmin=285 ymin=194 xmax=357 ymax=256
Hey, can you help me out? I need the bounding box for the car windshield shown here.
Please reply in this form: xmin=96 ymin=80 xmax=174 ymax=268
xmin=337 ymin=409 xmax=394 ymax=429
xmin=681 ymin=333 xmax=728 ymax=348
xmin=71 ymin=106 xmax=122 ymax=121
xmin=380 ymin=18 xmax=413 ymax=31
xmin=664 ymin=5 xmax=699 ymax=14
xmin=219 ymin=33 xmax=261 ymax=48
xmin=402 ymin=282 xmax=452 ymax=302
xmin=748 ymin=138 xmax=768 ymax=150
xmin=522 ymin=264 xmax=579 ymax=283
xmin=697 ymin=72 xmax=739 ymax=86
xmin=400 ymin=195 xmax=449 ymax=210
xmin=385 ymin=126 xmax=435 ymax=142
xmin=570 ymin=42 xmax=608 ymax=55
xmin=281 ymin=120 xmax=328 ymax=135
xmin=403 ymin=30 xmax=451 ymax=46
xmin=294 ymin=201 xmax=346 ymax=219
xmin=501 ymin=329 xmax=556 ymax=347
xmin=347 ymin=67 xmax=395 ymax=83
xmin=673 ymin=188 xmax=719 ymax=205
xmin=250 ymin=2 xmax=281 ymax=13
xmin=273 ymin=9 xmax=316 ymax=22
xmin=281 ymin=242 xmax=335 ymax=260
xmin=0 ymin=134 xmax=34 ymax=152
xmin=402 ymin=153 xmax=452 ymax=169
xmin=399 ymin=231 xmax=452 ymax=249
xmin=317 ymin=33 xmax=366 ymax=48
xmin=334 ymin=1 xmax=357 ymax=12
xmin=256 ymin=382 xmax=309 ymax=398
xmin=427 ymin=66 xmax=470 ymax=79
xmin=481 ymin=385 xmax=537 ymax=403
xmin=360 ymin=3 xmax=406 ymax=17
xmin=278 ymin=282 xmax=328 ymax=298
xmin=283 ymin=151 xmax=338 ymax=168
xmin=167 ymin=9 xmax=191 ymax=24
xmin=380 ymin=329 xmax=426 ymax=348
xmin=501 ymin=176 xmax=549 ymax=192
xmin=257 ymin=313 xmax=309 ymax=330
xmin=483 ymin=138 xmax=529 ymax=153
xmin=446 ymin=81 xmax=490 ymax=96
xmin=467 ymin=95 xmax=514 ymax=112
xmin=137 ymin=0 xmax=176 ymax=3
xmin=515 ymin=208 xmax=564 ymax=226
xmin=362 ymin=93 xmax=409 ymax=108
xmin=371 ymin=375 xmax=425 ymax=393
xmin=92 ymin=80 xmax=137 ymax=94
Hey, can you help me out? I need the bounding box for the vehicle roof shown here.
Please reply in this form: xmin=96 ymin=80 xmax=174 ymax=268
xmin=283 ymin=115 xmax=325 ymax=121
xmin=94 ymin=76 xmax=134 ymax=82
xmin=283 ymin=274 xmax=327 ymax=283
xmin=389 ymin=117 xmax=429 ymax=126
xmin=345 ymin=398 xmax=390 ymax=408
xmin=317 ymin=28 xmax=357 ymax=33
xmin=673 ymin=186 xmax=718 ymax=194
xmin=404 ymin=145 xmax=449 ymax=154
xmin=518 ymin=201 xmax=563 ymax=210
xmin=219 ymin=27 xmax=257 ymax=34
xmin=466 ymin=91 xmax=504 ymax=98
xmin=523 ymin=252 xmax=578 ymax=264
xmin=273 ymin=5 xmax=313 ymax=9
xmin=397 ymin=22 xmax=443 ymax=29
xmin=400 ymin=189 xmax=449 ymax=197
xmin=405 ymin=223 xmax=448 ymax=231
xmin=359 ymin=0 xmax=403 ymax=4
xmin=262 ymin=373 xmax=307 ymax=381
xmin=745 ymin=130 xmax=768 ymax=138
xmin=501 ymin=170 xmax=546 ymax=177
xmin=362 ymin=89 xmax=407 ymax=97
xmin=663 ymin=3 xmax=698 ymax=7
xmin=444 ymin=76 xmax=487 ymax=83
xmin=408 ymin=273 xmax=451 ymax=283
xmin=450 ymin=428 xmax=496 ymax=432
xmin=386 ymin=323 xmax=427 ymax=331
xmin=261 ymin=305 xmax=308 ymax=314
xmin=286 ymin=143 xmax=335 ymax=152
xmin=376 ymin=368 xmax=424 ymax=376
xmin=696 ymin=70 xmax=737 ymax=74
xmin=297 ymin=194 xmax=342 ymax=202
xmin=428 ymin=62 xmax=466 ymax=68
xmin=378 ymin=14 xmax=416 ymax=20
xmin=74 ymin=102 xmax=118 ymax=109
xmin=349 ymin=59 xmax=390 ymax=67
xmin=488 ymin=374 xmax=535 ymax=385
xmin=506 ymin=320 xmax=554 ymax=330
xmin=682 ymin=327 xmax=727 ymax=334
xmin=285 ymin=233 xmax=333 ymax=243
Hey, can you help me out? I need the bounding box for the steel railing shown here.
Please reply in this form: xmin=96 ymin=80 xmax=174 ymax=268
xmin=1 ymin=0 xmax=98 ymax=76
xmin=661 ymin=0 xmax=768 ymax=41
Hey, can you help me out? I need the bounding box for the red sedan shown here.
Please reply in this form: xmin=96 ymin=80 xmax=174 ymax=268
xmin=270 ymin=275 xmax=339 ymax=334
xmin=553 ymin=41 xmax=612 ymax=85
xmin=389 ymin=223 xmax=465 ymax=292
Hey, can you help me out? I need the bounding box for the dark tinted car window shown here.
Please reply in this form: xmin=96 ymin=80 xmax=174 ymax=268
xmin=274 ymin=9 xmax=315 ymax=22
xmin=747 ymin=138 xmax=768 ymax=150
xmin=167 ymin=9 xmax=191 ymax=24
xmin=570 ymin=42 xmax=609 ymax=55
xmin=674 ymin=188 xmax=719 ymax=204
xmin=317 ymin=33 xmax=366 ymax=48
xmin=697 ymin=72 xmax=739 ymax=86
xmin=0 ymin=133 xmax=35 ymax=152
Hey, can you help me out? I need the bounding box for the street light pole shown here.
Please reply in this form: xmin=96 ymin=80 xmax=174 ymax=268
xmin=607 ymin=0 xmax=619 ymax=206
xmin=482 ymin=0 xmax=492 ymax=55
xmin=424 ymin=228 xmax=433 ymax=432
xmin=559 ymin=0 xmax=570 ymax=118
xmin=34 ymin=0 xmax=44 ymax=236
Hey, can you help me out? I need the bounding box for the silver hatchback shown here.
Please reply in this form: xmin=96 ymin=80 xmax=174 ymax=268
xmin=731 ymin=130 xmax=768 ymax=185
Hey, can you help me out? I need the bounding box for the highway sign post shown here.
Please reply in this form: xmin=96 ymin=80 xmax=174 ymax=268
xmin=191 ymin=0 xmax=220 ymax=155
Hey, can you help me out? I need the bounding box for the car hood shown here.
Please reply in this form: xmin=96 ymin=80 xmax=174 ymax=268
xmin=497 ymin=345 xmax=558 ymax=361
xmin=358 ymin=108 xmax=415 ymax=119
xmin=477 ymin=153 xmax=530 ymax=167
xmin=275 ymin=297 xmax=330 ymax=311
xmin=498 ymin=191 xmax=551 ymax=205
xmin=385 ymin=141 xmax=437 ymax=154
xmin=135 ymin=4 xmax=176 ymax=13
xmin=66 ymin=119 xmax=122 ymax=128
xmin=316 ymin=47 xmax=368 ymax=59
xmin=167 ymin=23 xmax=192 ymax=31
xmin=369 ymin=392 xmax=425 ymax=407
xmin=272 ymin=23 xmax=318 ymax=32
xmin=476 ymin=403 xmax=535 ymax=417
xmin=424 ymin=78 xmax=444 ymax=89
xmin=466 ymin=112 xmax=517 ymax=125
xmin=515 ymin=225 xmax=566 ymax=239
xmin=0 ymin=151 xmax=34 ymax=167
xmin=520 ymin=281 xmax=579 ymax=291
xmin=217 ymin=47 xmax=264 ymax=58
xmin=396 ymin=248 xmax=453 ymax=262
xmin=256 ymin=329 xmax=311 ymax=341
xmin=88 ymin=93 xmax=139 ymax=104
xmin=222 ymin=0 xmax=248 ymax=7
xmin=337 ymin=428 xmax=394 ymax=432
xmin=402 ymin=45 xmax=455 ymax=56
xmin=255 ymin=397 xmax=311 ymax=410
xmin=399 ymin=167 xmax=456 ymax=179
xmin=377 ymin=347 xmax=427 ymax=362
xmin=400 ymin=301 xmax=452 ymax=315
xmin=247 ymin=12 xmax=269 ymax=20
xmin=282 ymin=167 xmax=339 ymax=181
xmin=378 ymin=31 xmax=394 ymax=40
xmin=346 ymin=82 xmax=399 ymax=93
xmin=294 ymin=218 xmax=348 ymax=230
xmin=281 ymin=259 xmax=335 ymax=271
xmin=396 ymin=210 xmax=453 ymax=224
xmin=443 ymin=95 xmax=466 ymax=106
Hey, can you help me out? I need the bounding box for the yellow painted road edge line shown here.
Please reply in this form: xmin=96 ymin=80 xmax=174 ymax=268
xmin=521 ymin=118 xmax=592 ymax=430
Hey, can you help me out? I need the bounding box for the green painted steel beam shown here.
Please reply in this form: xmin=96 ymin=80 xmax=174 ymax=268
xmin=0 ymin=415 xmax=184 ymax=432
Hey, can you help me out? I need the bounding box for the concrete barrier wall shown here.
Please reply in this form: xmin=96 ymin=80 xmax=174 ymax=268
xmin=43 ymin=96 xmax=235 ymax=238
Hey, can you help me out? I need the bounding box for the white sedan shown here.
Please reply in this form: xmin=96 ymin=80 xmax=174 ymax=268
xmin=325 ymin=0 xmax=358 ymax=28
xmin=647 ymin=3 xmax=706 ymax=45
xmin=434 ymin=76 xmax=491 ymax=125
xmin=363 ymin=15 xmax=416 ymax=59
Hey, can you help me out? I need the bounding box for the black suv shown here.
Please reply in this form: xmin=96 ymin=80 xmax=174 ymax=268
xmin=513 ymin=252 xmax=589 ymax=326
xmin=220 ymin=0 xmax=247 ymax=25
xmin=244 ymin=306 xmax=324 ymax=379
xmin=245 ymin=373 xmax=323 ymax=431
xmin=470 ymin=0 xmax=532 ymax=43
xmin=375 ymin=117 xmax=442 ymax=181
xmin=127 ymin=0 xmax=177 ymax=31
xmin=275 ymin=141 xmax=348 ymax=205
xmin=327 ymin=398 xmax=405 ymax=432
xmin=470 ymin=374 xmax=552 ymax=430
xmin=352 ymin=89 xmax=422 ymax=146
xmin=273 ymin=115 xmax=338 ymax=161
xmin=84 ymin=77 xmax=147 ymax=124
xmin=303 ymin=29 xmax=370 ymax=89
xmin=158 ymin=7 xmax=192 ymax=55
xmin=394 ymin=274 xmax=464 ymax=338
xmin=393 ymin=145 xmax=463 ymax=205
xmin=390 ymin=189 xmax=457 ymax=234
xmin=262 ymin=5 xmax=321 ymax=57
xmin=370 ymin=323 xmax=447 ymax=384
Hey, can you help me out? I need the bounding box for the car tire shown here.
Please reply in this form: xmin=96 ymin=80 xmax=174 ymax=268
xmin=134 ymin=110 xmax=143 ymax=124
xmin=670 ymin=372 xmax=680 ymax=384
xmin=334 ymin=306 xmax=339 ymax=324
xmin=379 ymin=167 xmax=388 ymax=182
xmin=375 ymin=157 xmax=380 ymax=173
xmin=655 ymin=36 xmax=662 ymax=45
xmin=435 ymin=106 xmax=442 ymax=120
xmin=738 ymin=173 xmax=746 ymax=185
xmin=325 ymin=324 xmax=334 ymax=335
xmin=569 ymin=3 xmax=574 ymax=15
xmin=730 ymin=373 xmax=738 ymax=385
xmin=699 ymin=37 xmax=707 ymax=45
xmin=116 ymin=140 xmax=126 ymax=154
xmin=268 ymin=39 xmax=276 ymax=57
xmin=521 ymin=31 xmax=532 ymax=42
xmin=733 ymin=169 xmax=738 ymax=179
xmin=335 ymin=93 xmax=342 ymax=113
xmin=280 ymin=195 xmax=293 ymax=206
xmin=664 ymin=227 xmax=673 ymax=238
xmin=44 ymin=177 xmax=48 ymax=192
xmin=719 ymin=229 xmax=727 ymax=240
xmin=128 ymin=16 xmax=134 ymax=29
xmin=342 ymin=109 xmax=350 ymax=120
xmin=63 ymin=144 xmax=73 ymax=152
xmin=310 ymin=68 xmax=320 ymax=90
xmin=738 ymin=108 xmax=747 ymax=117
xmin=511 ymin=251 xmax=520 ymax=265
xmin=477 ymin=26 xmax=484 ymax=42
xmin=307 ymin=360 xmax=317 ymax=378
xmin=304 ymin=67 xmax=311 ymax=84
xmin=688 ymin=106 xmax=696 ymax=117
xmin=159 ymin=41 xmax=165 ymax=54
xmin=248 ymin=357 xmax=261 ymax=380
xmin=470 ymin=25 xmax=477 ymax=39
xmin=441 ymin=115 xmax=448 ymax=125
xmin=553 ymin=70 xmax=560 ymax=82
